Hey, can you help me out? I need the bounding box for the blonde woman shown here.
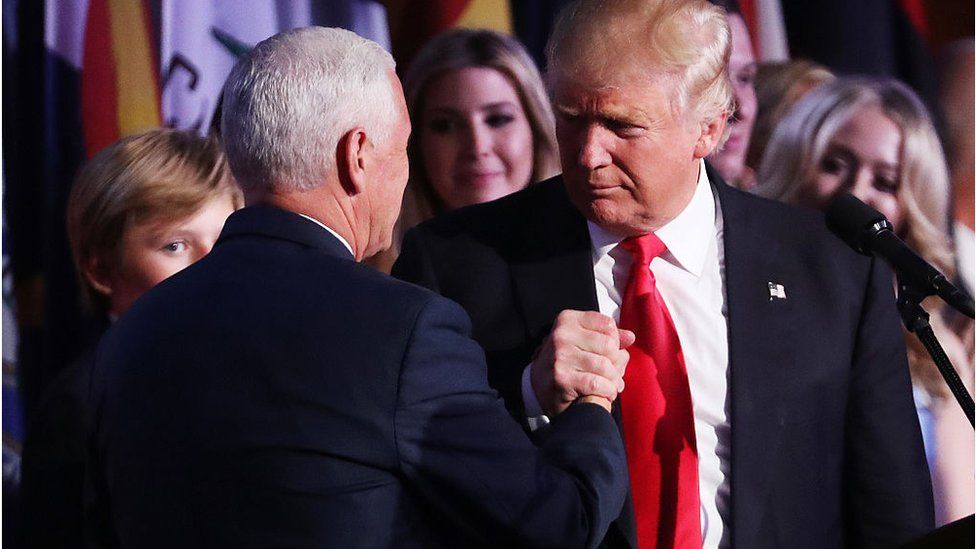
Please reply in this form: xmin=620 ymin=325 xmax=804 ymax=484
xmin=757 ymin=77 xmax=974 ymax=525
xmin=370 ymin=29 xmax=558 ymax=271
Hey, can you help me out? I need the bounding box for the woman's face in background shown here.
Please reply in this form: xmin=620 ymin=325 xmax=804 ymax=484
xmin=708 ymin=13 xmax=757 ymax=186
xmin=419 ymin=66 xmax=535 ymax=210
xmin=800 ymin=106 xmax=905 ymax=232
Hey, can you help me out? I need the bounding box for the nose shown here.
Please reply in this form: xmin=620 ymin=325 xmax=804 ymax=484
xmin=578 ymin=125 xmax=612 ymax=170
xmin=730 ymin=88 xmax=756 ymax=127
xmin=848 ymin=169 xmax=880 ymax=207
xmin=463 ymin=121 xmax=492 ymax=158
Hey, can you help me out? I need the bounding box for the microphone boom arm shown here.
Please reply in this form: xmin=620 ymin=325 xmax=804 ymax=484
xmin=897 ymin=282 xmax=975 ymax=428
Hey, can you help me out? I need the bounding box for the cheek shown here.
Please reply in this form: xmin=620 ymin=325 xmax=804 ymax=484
xmin=114 ymin=253 xmax=185 ymax=298
xmin=736 ymin=86 xmax=758 ymax=121
xmin=144 ymin=255 xmax=192 ymax=286
xmin=801 ymin=172 xmax=843 ymax=209
xmin=499 ymin=125 xmax=535 ymax=187
xmin=877 ymin=196 xmax=903 ymax=230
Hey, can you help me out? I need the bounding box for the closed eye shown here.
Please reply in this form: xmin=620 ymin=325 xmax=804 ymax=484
xmin=603 ymin=118 xmax=644 ymax=137
xmin=820 ymin=154 xmax=850 ymax=175
xmin=875 ymin=175 xmax=899 ymax=193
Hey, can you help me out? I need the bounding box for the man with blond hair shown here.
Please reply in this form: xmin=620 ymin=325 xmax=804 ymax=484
xmin=394 ymin=1 xmax=933 ymax=547
xmin=86 ymin=26 xmax=629 ymax=548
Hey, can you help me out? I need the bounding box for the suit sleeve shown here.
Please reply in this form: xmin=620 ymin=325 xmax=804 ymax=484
xmin=844 ymin=257 xmax=934 ymax=546
xmin=393 ymin=294 xmax=627 ymax=549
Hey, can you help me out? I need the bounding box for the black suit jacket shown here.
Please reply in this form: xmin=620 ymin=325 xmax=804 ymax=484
xmin=393 ymin=170 xmax=934 ymax=548
xmin=86 ymin=205 xmax=628 ymax=548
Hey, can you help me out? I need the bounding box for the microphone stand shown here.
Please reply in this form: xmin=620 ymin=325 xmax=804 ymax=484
xmin=896 ymin=282 xmax=975 ymax=428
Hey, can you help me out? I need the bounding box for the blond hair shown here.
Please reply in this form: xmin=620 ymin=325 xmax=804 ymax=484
xmin=547 ymin=0 xmax=733 ymax=132
xmin=400 ymin=28 xmax=559 ymax=225
xmin=746 ymin=60 xmax=835 ymax=170
xmin=757 ymin=77 xmax=953 ymax=278
xmin=67 ymin=128 xmax=242 ymax=313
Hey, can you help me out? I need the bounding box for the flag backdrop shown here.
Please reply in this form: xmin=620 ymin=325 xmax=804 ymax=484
xmin=160 ymin=0 xmax=389 ymax=133
xmin=385 ymin=0 xmax=512 ymax=72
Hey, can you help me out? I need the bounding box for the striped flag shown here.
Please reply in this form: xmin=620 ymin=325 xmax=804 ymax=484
xmin=81 ymin=0 xmax=161 ymax=157
xmin=385 ymin=0 xmax=512 ymax=71
xmin=739 ymin=0 xmax=789 ymax=62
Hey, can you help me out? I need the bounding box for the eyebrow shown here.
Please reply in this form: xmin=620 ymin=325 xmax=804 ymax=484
xmin=827 ymin=144 xmax=900 ymax=172
xmin=555 ymin=102 xmax=650 ymax=125
xmin=426 ymin=101 xmax=520 ymax=115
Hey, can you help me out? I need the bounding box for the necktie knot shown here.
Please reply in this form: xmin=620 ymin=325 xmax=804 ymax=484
xmin=620 ymin=233 xmax=668 ymax=268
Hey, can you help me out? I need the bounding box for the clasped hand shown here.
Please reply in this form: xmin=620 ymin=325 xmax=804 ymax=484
xmin=530 ymin=310 xmax=635 ymax=415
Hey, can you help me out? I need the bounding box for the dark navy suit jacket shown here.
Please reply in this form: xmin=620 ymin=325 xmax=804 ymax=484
xmin=85 ymin=205 xmax=628 ymax=548
xmin=392 ymin=169 xmax=934 ymax=548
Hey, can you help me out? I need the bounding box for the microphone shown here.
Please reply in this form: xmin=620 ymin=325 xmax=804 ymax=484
xmin=825 ymin=193 xmax=975 ymax=319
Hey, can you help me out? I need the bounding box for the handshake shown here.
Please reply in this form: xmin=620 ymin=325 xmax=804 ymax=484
xmin=529 ymin=310 xmax=635 ymax=415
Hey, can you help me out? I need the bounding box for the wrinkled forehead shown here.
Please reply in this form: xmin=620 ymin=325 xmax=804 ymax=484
xmin=549 ymin=62 xmax=681 ymax=117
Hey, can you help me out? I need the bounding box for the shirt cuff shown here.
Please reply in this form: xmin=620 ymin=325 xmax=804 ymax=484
xmin=521 ymin=363 xmax=550 ymax=431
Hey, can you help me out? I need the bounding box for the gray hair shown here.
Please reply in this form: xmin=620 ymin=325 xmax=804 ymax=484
xmin=221 ymin=26 xmax=396 ymax=193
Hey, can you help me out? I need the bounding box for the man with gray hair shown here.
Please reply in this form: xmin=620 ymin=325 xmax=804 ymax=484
xmin=394 ymin=1 xmax=933 ymax=547
xmin=86 ymin=26 xmax=629 ymax=548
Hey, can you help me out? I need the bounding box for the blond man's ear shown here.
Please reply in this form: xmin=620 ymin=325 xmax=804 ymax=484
xmin=694 ymin=112 xmax=728 ymax=159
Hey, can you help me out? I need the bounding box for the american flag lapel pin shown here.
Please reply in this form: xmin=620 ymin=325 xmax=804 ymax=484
xmin=768 ymin=282 xmax=787 ymax=301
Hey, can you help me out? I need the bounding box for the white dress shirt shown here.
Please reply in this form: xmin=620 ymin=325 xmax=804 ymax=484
xmin=522 ymin=161 xmax=731 ymax=547
xmin=299 ymin=213 xmax=354 ymax=256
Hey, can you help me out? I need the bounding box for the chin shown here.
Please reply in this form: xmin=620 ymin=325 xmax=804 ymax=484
xmin=578 ymin=199 xmax=630 ymax=234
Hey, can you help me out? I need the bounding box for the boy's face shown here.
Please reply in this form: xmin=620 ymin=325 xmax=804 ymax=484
xmin=100 ymin=194 xmax=237 ymax=318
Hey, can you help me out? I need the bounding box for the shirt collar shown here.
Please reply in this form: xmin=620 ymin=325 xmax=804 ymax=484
xmin=299 ymin=214 xmax=354 ymax=256
xmin=587 ymin=159 xmax=715 ymax=277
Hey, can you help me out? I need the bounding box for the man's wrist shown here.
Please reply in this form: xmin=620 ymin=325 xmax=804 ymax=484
xmin=576 ymin=395 xmax=612 ymax=412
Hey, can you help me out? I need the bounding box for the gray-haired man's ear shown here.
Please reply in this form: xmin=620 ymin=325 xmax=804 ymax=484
xmin=337 ymin=127 xmax=370 ymax=197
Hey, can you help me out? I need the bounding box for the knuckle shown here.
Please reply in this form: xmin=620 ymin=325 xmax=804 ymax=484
xmin=553 ymin=347 xmax=570 ymax=365
xmin=552 ymin=368 xmax=569 ymax=387
xmin=584 ymin=376 xmax=600 ymax=395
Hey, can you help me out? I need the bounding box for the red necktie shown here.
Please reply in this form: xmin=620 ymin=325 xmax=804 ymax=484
xmin=617 ymin=233 xmax=701 ymax=549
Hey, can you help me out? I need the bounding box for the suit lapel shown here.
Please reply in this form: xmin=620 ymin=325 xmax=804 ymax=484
xmin=510 ymin=179 xmax=600 ymax=342
xmin=713 ymin=175 xmax=796 ymax=548
xmin=509 ymin=178 xmax=637 ymax=549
